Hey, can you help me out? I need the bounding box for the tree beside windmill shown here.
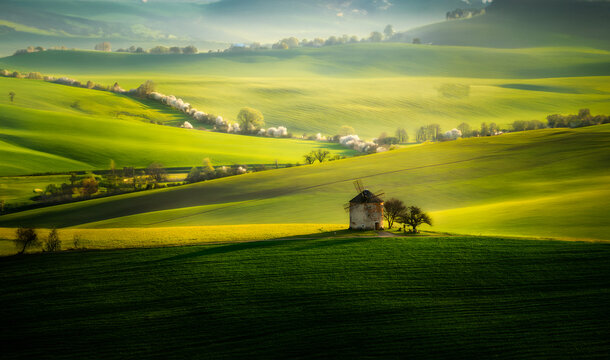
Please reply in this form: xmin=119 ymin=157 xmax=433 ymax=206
xmin=346 ymin=180 xmax=385 ymax=230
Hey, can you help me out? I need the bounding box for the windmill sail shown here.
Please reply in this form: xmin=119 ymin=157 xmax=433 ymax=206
xmin=353 ymin=179 xmax=364 ymax=194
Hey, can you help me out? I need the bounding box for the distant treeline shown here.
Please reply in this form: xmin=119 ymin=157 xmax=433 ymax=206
xmin=226 ymin=24 xmax=422 ymax=52
xmin=415 ymin=108 xmax=610 ymax=143
xmin=446 ymin=8 xmax=485 ymax=20
xmin=115 ymin=44 xmax=200 ymax=55
xmin=12 ymin=45 xmax=70 ymax=55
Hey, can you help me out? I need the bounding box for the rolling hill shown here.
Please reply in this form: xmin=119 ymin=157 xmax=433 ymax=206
xmin=0 ymin=0 xmax=489 ymax=56
xmin=1 ymin=235 xmax=608 ymax=358
xmin=406 ymin=0 xmax=610 ymax=49
xmin=0 ymin=77 xmax=354 ymax=176
xmin=2 ymin=44 xmax=609 ymax=138
xmin=2 ymin=124 xmax=609 ymax=241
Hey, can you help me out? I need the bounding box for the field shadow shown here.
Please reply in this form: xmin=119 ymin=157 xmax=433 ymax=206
xmin=154 ymin=229 xmax=380 ymax=262
xmin=289 ymin=237 xmax=373 ymax=251
xmin=154 ymin=239 xmax=291 ymax=262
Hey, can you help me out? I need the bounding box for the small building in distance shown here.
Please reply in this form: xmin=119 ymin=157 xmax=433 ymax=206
xmin=348 ymin=190 xmax=384 ymax=230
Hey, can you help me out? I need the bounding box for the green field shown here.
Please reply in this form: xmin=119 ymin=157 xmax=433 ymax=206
xmin=0 ymin=77 xmax=355 ymax=176
xmin=2 ymin=125 xmax=609 ymax=241
xmin=0 ymin=224 xmax=348 ymax=256
xmin=2 ymin=44 xmax=609 ymax=138
xmin=1 ymin=235 xmax=608 ymax=359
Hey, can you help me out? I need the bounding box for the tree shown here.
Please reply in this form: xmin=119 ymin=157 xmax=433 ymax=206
xmin=395 ymin=128 xmax=408 ymax=143
xmin=146 ymin=163 xmax=167 ymax=184
xmin=43 ymin=229 xmax=61 ymax=252
xmin=185 ymin=167 xmax=202 ymax=183
xmin=169 ymin=46 xmax=182 ymax=54
xmin=9 ymin=91 xmax=15 ymax=102
xmin=80 ymin=176 xmax=99 ymax=197
xmin=457 ymin=122 xmax=471 ymax=137
xmin=398 ymin=206 xmax=432 ymax=233
xmin=383 ymin=198 xmax=406 ymax=229
xmin=383 ymin=25 xmax=395 ymax=40
xmin=480 ymin=122 xmax=489 ymax=136
xmin=412 ymin=38 xmax=422 ymax=44
xmin=313 ymin=149 xmax=330 ymax=163
xmin=489 ymin=122 xmax=498 ymax=135
xmin=416 ymin=126 xmax=427 ymax=143
xmin=135 ymin=80 xmax=156 ymax=97
xmin=426 ymin=124 xmax=441 ymax=141
xmin=69 ymin=173 xmax=78 ymax=188
xmin=94 ymin=42 xmax=111 ymax=52
xmin=149 ymin=46 xmax=169 ymax=54
xmin=303 ymin=152 xmax=316 ymax=164
xmin=339 ymin=125 xmax=355 ymax=136
xmin=182 ymin=45 xmax=198 ymax=54
xmin=14 ymin=227 xmax=40 ymax=255
xmin=237 ymin=107 xmax=264 ymax=133
xmin=369 ymin=31 xmax=383 ymax=42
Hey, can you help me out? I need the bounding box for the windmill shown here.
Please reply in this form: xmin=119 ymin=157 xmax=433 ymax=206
xmin=344 ymin=179 xmax=385 ymax=212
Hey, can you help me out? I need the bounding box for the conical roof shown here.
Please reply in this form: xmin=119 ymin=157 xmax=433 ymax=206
xmin=349 ymin=190 xmax=383 ymax=204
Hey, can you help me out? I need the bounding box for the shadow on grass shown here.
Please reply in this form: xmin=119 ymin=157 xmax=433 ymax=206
xmin=290 ymin=237 xmax=373 ymax=251
xmin=154 ymin=239 xmax=291 ymax=262
xmin=155 ymin=229 xmax=379 ymax=262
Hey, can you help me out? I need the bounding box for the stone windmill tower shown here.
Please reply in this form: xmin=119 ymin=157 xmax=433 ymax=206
xmin=345 ymin=180 xmax=385 ymax=230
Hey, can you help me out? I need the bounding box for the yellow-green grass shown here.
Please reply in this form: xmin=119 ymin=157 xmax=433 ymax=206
xmin=2 ymin=125 xmax=609 ymax=241
xmin=0 ymin=77 xmax=355 ymax=175
xmin=2 ymin=44 xmax=609 ymax=138
xmin=0 ymin=224 xmax=345 ymax=256
xmin=0 ymin=174 xmax=71 ymax=205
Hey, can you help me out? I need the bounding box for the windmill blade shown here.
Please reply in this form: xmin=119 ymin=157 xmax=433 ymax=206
xmin=373 ymin=190 xmax=385 ymax=198
xmin=353 ymin=179 xmax=364 ymax=193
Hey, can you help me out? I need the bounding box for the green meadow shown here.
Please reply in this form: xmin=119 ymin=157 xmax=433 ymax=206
xmin=1 ymin=236 xmax=608 ymax=359
xmin=0 ymin=77 xmax=354 ymax=176
xmin=2 ymin=44 xmax=609 ymax=138
xmin=2 ymin=125 xmax=609 ymax=241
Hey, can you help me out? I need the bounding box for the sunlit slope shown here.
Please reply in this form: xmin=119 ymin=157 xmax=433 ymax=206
xmin=3 ymin=45 xmax=609 ymax=79
xmin=406 ymin=0 xmax=610 ymax=50
xmin=2 ymin=125 xmax=609 ymax=240
xmin=0 ymin=77 xmax=354 ymax=175
xmin=2 ymin=45 xmax=609 ymax=138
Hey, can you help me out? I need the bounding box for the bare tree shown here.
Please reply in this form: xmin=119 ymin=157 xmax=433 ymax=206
xmin=383 ymin=198 xmax=407 ymax=229
xmin=398 ymin=206 xmax=432 ymax=233
xmin=303 ymin=152 xmax=316 ymax=164
xmin=43 ymin=229 xmax=61 ymax=252
xmin=14 ymin=227 xmax=40 ymax=255
xmin=94 ymin=42 xmax=111 ymax=52
xmin=146 ymin=163 xmax=167 ymax=184
xmin=313 ymin=149 xmax=330 ymax=163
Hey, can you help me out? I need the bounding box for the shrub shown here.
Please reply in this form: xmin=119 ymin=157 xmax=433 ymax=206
xmin=73 ymin=234 xmax=82 ymax=249
xmin=43 ymin=229 xmax=61 ymax=252
xmin=14 ymin=227 xmax=40 ymax=254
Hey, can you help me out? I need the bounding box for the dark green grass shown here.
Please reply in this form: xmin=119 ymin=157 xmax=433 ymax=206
xmin=1 ymin=236 xmax=608 ymax=359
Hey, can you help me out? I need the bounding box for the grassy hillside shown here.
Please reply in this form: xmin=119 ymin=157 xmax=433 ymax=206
xmin=406 ymin=0 xmax=610 ymax=49
xmin=2 ymin=125 xmax=609 ymax=240
xmin=0 ymin=224 xmax=348 ymax=256
xmin=0 ymin=0 xmax=485 ymax=56
xmin=0 ymin=77 xmax=354 ymax=175
xmin=1 ymin=236 xmax=608 ymax=359
xmin=2 ymin=45 xmax=609 ymax=138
